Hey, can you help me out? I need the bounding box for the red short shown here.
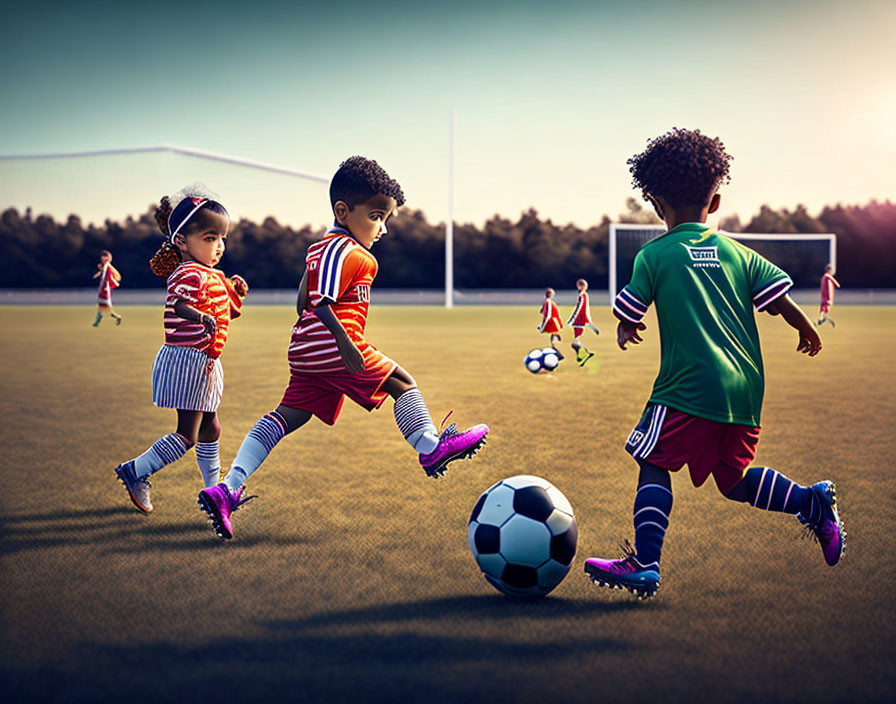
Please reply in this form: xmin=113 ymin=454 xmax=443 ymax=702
xmin=280 ymin=363 xmax=396 ymax=426
xmin=625 ymin=404 xmax=760 ymax=494
xmin=571 ymin=325 xmax=585 ymax=336
xmin=820 ymin=301 xmax=831 ymax=314
xmin=542 ymin=320 xmax=562 ymax=334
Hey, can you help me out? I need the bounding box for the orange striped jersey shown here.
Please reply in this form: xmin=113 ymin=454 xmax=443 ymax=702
xmin=97 ymin=263 xmax=121 ymax=303
xmin=288 ymin=229 xmax=392 ymax=375
xmin=539 ymin=297 xmax=563 ymax=334
xmin=163 ymin=261 xmax=244 ymax=360
xmin=567 ymin=290 xmax=592 ymax=326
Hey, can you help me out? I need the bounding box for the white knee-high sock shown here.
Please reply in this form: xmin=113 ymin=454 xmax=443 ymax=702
xmin=195 ymin=441 xmax=221 ymax=487
xmin=132 ymin=433 xmax=190 ymax=477
xmin=394 ymin=389 xmax=439 ymax=454
xmin=225 ymin=412 xmax=288 ymax=491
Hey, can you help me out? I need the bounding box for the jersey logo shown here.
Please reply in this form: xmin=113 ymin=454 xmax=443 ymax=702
xmin=681 ymin=244 xmax=721 ymax=268
xmin=309 ymin=260 xmax=317 ymax=271
xmin=355 ymin=284 xmax=370 ymax=302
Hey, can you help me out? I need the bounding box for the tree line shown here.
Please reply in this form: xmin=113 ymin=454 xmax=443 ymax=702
xmin=0 ymin=198 xmax=893 ymax=289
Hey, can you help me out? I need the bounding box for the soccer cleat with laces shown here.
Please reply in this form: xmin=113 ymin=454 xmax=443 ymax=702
xmin=798 ymin=480 xmax=845 ymax=566
xmin=197 ymin=483 xmax=256 ymax=540
xmin=584 ymin=542 xmax=660 ymax=599
xmin=115 ymin=460 xmax=152 ymax=514
xmin=418 ymin=412 xmax=489 ymax=478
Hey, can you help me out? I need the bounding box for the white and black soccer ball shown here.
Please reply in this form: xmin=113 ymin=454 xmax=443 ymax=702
xmin=524 ymin=348 xmax=544 ymax=373
xmin=540 ymin=347 xmax=560 ymax=371
xmin=468 ymin=475 xmax=577 ymax=598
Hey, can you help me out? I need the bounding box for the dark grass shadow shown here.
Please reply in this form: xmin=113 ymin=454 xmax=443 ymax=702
xmin=2 ymin=593 xmax=635 ymax=704
xmin=0 ymin=505 xmax=317 ymax=555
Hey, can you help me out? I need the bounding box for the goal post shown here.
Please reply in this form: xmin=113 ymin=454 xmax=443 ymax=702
xmin=608 ymin=223 xmax=837 ymax=305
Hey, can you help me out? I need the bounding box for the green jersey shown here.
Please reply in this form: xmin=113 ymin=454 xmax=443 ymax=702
xmin=613 ymin=223 xmax=792 ymax=426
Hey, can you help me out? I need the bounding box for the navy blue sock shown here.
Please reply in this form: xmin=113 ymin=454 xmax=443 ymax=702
xmin=725 ymin=467 xmax=818 ymax=520
xmin=633 ymin=465 xmax=673 ymax=569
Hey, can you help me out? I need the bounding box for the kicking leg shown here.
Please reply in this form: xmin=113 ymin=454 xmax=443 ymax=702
xmin=722 ymin=466 xmax=844 ymax=565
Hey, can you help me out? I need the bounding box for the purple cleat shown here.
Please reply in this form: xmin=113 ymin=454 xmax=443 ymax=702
xmin=197 ymin=483 xmax=256 ymax=540
xmin=419 ymin=415 xmax=489 ymax=478
xmin=584 ymin=543 xmax=660 ymax=599
xmin=798 ymin=480 xmax=845 ymax=566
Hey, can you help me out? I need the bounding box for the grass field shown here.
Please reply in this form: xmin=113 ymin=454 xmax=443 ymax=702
xmin=1 ymin=304 xmax=894 ymax=703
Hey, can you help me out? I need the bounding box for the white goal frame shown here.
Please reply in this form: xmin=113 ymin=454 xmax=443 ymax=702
xmin=608 ymin=223 xmax=837 ymax=306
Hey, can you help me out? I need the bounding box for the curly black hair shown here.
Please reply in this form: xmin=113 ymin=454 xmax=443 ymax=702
xmin=330 ymin=156 xmax=406 ymax=209
xmin=627 ymin=128 xmax=733 ymax=208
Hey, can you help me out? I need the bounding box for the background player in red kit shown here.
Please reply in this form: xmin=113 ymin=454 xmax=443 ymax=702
xmin=817 ymin=264 xmax=840 ymax=327
xmin=538 ymin=287 xmax=564 ymax=359
xmin=567 ymin=278 xmax=599 ymax=366
xmin=91 ymin=250 xmax=122 ymax=327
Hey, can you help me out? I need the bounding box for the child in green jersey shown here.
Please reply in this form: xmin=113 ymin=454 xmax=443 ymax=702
xmin=584 ymin=128 xmax=844 ymax=599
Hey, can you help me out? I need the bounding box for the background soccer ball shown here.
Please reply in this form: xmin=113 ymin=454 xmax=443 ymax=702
xmin=523 ymin=348 xmax=560 ymax=373
xmin=540 ymin=347 xmax=560 ymax=371
xmin=524 ymin=348 xmax=544 ymax=373
xmin=468 ymin=475 xmax=577 ymax=598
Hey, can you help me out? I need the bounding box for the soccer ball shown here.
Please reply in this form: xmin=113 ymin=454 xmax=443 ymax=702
xmin=523 ymin=348 xmax=560 ymax=373
xmin=540 ymin=347 xmax=560 ymax=371
xmin=524 ymin=348 xmax=544 ymax=373
xmin=468 ymin=475 xmax=577 ymax=598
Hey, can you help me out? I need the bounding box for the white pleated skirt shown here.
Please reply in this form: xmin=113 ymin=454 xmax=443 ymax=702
xmin=151 ymin=344 xmax=224 ymax=412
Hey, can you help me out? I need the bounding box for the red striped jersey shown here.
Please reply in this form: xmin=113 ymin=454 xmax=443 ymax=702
xmin=97 ymin=264 xmax=121 ymax=303
xmin=163 ymin=261 xmax=243 ymax=359
xmin=539 ymin=297 xmax=563 ymax=334
xmin=288 ymin=230 xmax=392 ymax=375
xmin=567 ymin=290 xmax=592 ymax=326
xmin=820 ymin=273 xmax=840 ymax=304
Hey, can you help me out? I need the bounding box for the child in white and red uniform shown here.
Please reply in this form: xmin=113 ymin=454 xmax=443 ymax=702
xmin=567 ymin=278 xmax=599 ymax=366
xmin=538 ymin=288 xmax=564 ymax=359
xmin=91 ymin=250 xmax=122 ymax=326
xmin=113 ymin=186 xmax=248 ymax=514
xmin=817 ymin=264 xmax=840 ymax=327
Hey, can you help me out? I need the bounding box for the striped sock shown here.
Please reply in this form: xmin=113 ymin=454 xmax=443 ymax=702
xmin=728 ymin=467 xmax=814 ymax=516
xmin=394 ymin=388 xmax=439 ymax=454
xmin=195 ymin=441 xmax=221 ymax=488
xmin=133 ymin=433 xmax=190 ymax=477
xmin=225 ymin=411 xmax=287 ymax=491
xmin=633 ymin=482 xmax=673 ymax=568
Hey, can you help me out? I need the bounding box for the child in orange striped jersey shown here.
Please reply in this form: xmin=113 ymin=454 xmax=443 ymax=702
xmin=91 ymin=250 xmax=122 ymax=326
xmin=198 ymin=157 xmax=489 ymax=540
xmin=114 ymin=186 xmax=248 ymax=514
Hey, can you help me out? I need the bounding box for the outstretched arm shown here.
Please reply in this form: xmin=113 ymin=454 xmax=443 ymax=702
xmin=314 ymin=303 xmax=364 ymax=373
xmin=766 ymin=294 xmax=822 ymax=356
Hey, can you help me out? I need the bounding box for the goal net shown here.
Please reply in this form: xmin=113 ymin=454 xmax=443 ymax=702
xmin=608 ymin=224 xmax=836 ymax=305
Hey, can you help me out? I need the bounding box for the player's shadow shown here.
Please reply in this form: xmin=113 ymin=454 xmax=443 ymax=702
xmin=0 ymin=505 xmax=320 ymax=555
xmin=4 ymin=597 xmax=639 ymax=703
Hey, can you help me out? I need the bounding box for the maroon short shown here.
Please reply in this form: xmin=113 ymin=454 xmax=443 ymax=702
xmin=820 ymin=301 xmax=831 ymax=314
xmin=625 ymin=404 xmax=760 ymax=493
xmin=280 ymin=363 xmax=396 ymax=426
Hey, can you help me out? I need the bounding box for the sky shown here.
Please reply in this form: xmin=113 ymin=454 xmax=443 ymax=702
xmin=0 ymin=0 xmax=893 ymax=229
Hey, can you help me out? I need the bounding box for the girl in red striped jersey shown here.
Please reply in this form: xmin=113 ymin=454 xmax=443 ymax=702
xmin=114 ymin=186 xmax=248 ymax=514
